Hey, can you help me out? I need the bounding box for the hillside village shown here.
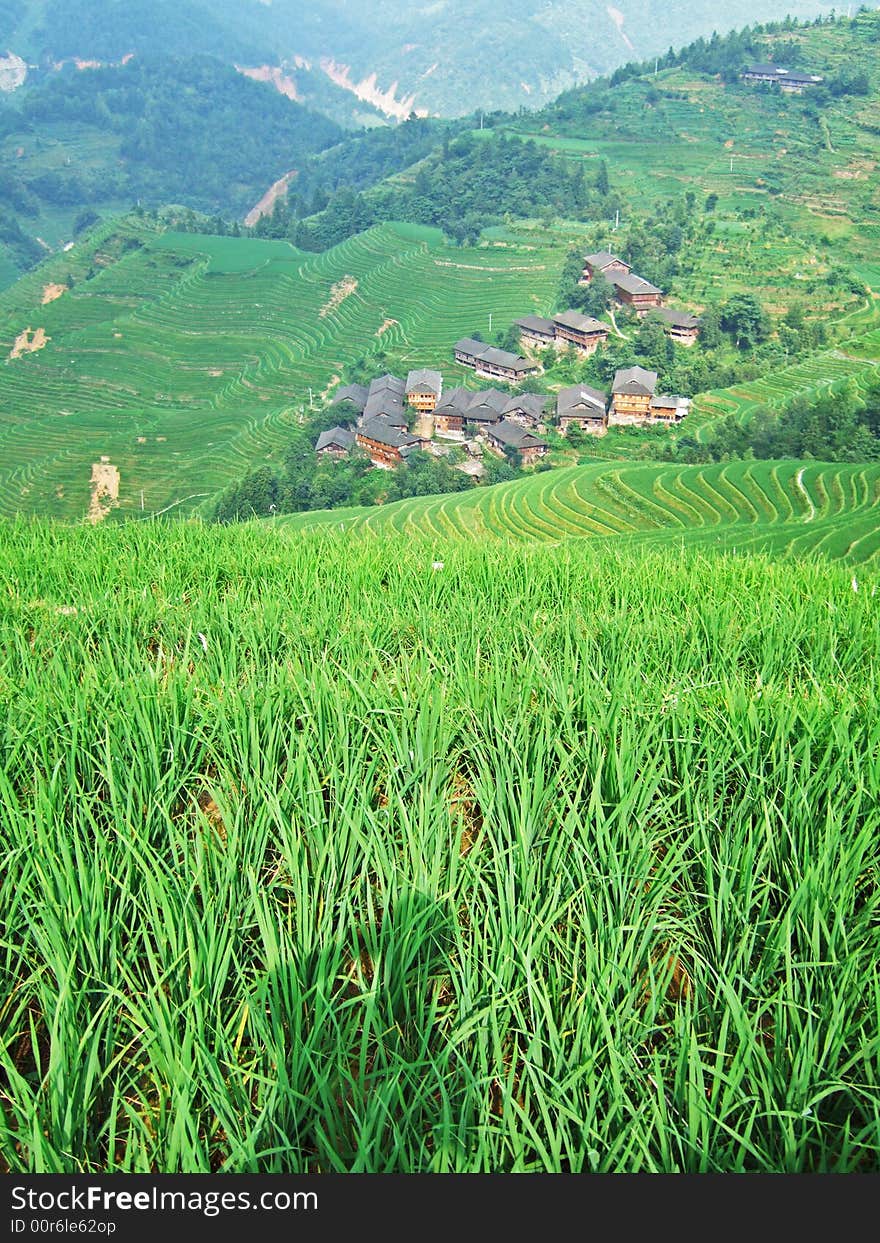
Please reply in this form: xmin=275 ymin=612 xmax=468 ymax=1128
xmin=316 ymin=246 xmax=695 ymax=470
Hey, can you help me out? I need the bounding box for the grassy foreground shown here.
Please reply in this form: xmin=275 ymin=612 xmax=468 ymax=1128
xmin=1 ymin=520 xmax=879 ymax=1172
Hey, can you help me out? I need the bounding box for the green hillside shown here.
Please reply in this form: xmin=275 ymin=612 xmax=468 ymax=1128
xmin=0 ymin=219 xmax=562 ymax=520
xmin=280 ymin=459 xmax=880 ymax=564
xmin=2 ymin=520 xmax=878 ymax=1173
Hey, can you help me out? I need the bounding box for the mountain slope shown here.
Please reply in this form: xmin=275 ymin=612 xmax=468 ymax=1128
xmin=1 ymin=0 xmax=868 ymax=117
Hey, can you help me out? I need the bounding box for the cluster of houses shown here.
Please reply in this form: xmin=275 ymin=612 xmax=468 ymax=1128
xmin=478 ymin=251 xmax=701 ymax=373
xmin=312 ymin=247 xmax=701 ymax=471
xmin=740 ymin=63 xmax=824 ymax=93
xmin=316 ymin=363 xmax=690 ymax=469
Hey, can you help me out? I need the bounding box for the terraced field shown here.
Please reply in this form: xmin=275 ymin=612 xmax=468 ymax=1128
xmin=0 ymin=221 xmax=562 ymax=520
xmin=281 ymin=459 xmax=880 ymax=564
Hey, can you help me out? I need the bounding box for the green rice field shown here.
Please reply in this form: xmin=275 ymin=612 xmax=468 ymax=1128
xmin=1 ymin=520 xmax=878 ymax=1172
xmin=281 ymin=459 xmax=880 ymax=565
xmin=0 ymin=221 xmax=563 ymax=522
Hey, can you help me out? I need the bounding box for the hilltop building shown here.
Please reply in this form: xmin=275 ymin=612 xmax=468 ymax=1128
xmin=453 ymin=339 xmax=538 ymax=381
xmin=741 ymin=64 xmax=823 ymax=92
xmin=557 ymin=386 xmax=608 ymax=436
xmin=552 ymin=310 xmax=610 ymax=355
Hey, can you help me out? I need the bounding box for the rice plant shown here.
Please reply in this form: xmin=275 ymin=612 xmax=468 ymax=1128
xmin=1 ymin=519 xmax=878 ymax=1172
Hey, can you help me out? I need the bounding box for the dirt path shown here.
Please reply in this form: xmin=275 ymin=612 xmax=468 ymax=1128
xmin=376 ymin=318 xmax=398 ymax=336
xmin=9 ymin=327 xmax=49 ymax=360
xmin=319 ymin=277 xmax=358 ymax=318
xmin=608 ymin=309 xmax=629 ymax=339
xmin=87 ymin=458 xmax=120 ymax=525
xmin=794 ymin=467 xmax=815 ymax=522
xmin=244 ymin=169 xmax=298 ymax=228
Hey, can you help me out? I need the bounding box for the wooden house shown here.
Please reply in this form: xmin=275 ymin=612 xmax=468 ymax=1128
xmin=432 ymin=402 xmax=466 ymax=438
xmin=609 ymin=271 xmax=663 ymax=315
xmin=315 ymin=426 xmax=356 ymax=459
xmin=741 ymin=64 xmax=823 ymax=92
xmin=649 ymin=394 xmax=690 ymax=422
xmin=356 ymin=418 xmax=421 ymax=468
xmin=503 ymin=392 xmax=548 ymax=428
xmin=362 ymin=374 xmax=408 ymax=424
xmin=556 ymin=385 xmax=608 ymax=435
xmin=331 ymin=384 xmax=368 ymax=415
xmin=516 ymin=315 xmax=557 ymax=349
xmin=582 ymin=251 xmax=631 ymax=285
xmin=651 ymin=307 xmax=701 ymax=346
xmin=406 ymin=369 xmax=443 ymax=412
xmin=552 ymin=310 xmax=610 ymax=356
xmin=464 ymin=389 xmax=509 ymax=427
xmin=453 ymin=339 xmax=538 ymax=382
xmin=610 ymin=366 xmax=658 ymax=423
xmin=486 ymin=420 xmax=549 ymax=466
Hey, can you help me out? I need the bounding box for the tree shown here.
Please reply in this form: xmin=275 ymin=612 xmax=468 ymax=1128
xmin=720 ymin=293 xmax=771 ymax=350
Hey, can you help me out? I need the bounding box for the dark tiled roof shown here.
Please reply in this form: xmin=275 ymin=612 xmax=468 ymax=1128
xmin=454 ymin=340 xmax=534 ymax=374
xmin=358 ymin=419 xmax=419 ymax=449
xmin=489 ymin=420 xmax=547 ymax=449
xmin=476 ymin=389 xmax=511 ymax=413
xmin=610 ymin=271 xmax=663 ymax=297
xmin=332 ymin=384 xmax=368 ymax=410
xmin=743 ymin=64 xmax=823 ymax=83
xmin=584 ymin=251 xmax=627 ymax=270
xmin=363 ymin=391 xmax=408 ymax=423
xmin=504 ymin=392 xmax=548 ymax=419
xmin=406 ymin=368 xmax=443 ymax=396
xmin=466 ymin=403 xmax=505 ymax=423
xmin=477 ymin=346 xmax=533 ymax=372
xmin=454 ymin=338 xmax=487 ymax=356
xmin=433 ymin=403 xmax=465 ymax=420
xmin=557 ymin=385 xmax=607 ymax=417
xmin=653 ymin=307 xmax=701 ymax=329
xmin=369 ymin=373 xmax=406 ymax=396
xmin=315 ymin=426 xmax=355 ymax=451
xmin=612 ymin=366 xmax=658 ymax=396
xmin=516 ymin=315 xmax=556 ymax=335
xmin=439 ymin=386 xmax=476 ymax=413
xmin=553 ymin=310 xmax=609 ymax=334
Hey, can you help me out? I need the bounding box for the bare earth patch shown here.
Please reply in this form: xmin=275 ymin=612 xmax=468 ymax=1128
xmin=9 ymin=327 xmax=49 ymax=360
xmin=376 ymin=318 xmax=398 ymax=337
xmin=42 ymin=283 xmax=66 ymax=306
xmin=208 ymin=369 xmax=224 ymax=376
xmin=87 ymin=457 xmax=120 ymax=525
xmin=319 ymin=277 xmax=358 ymax=318
xmin=321 ymin=374 xmax=343 ymax=402
xmin=235 ymin=64 xmax=302 ymax=102
xmin=244 ymin=169 xmax=298 ymax=228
